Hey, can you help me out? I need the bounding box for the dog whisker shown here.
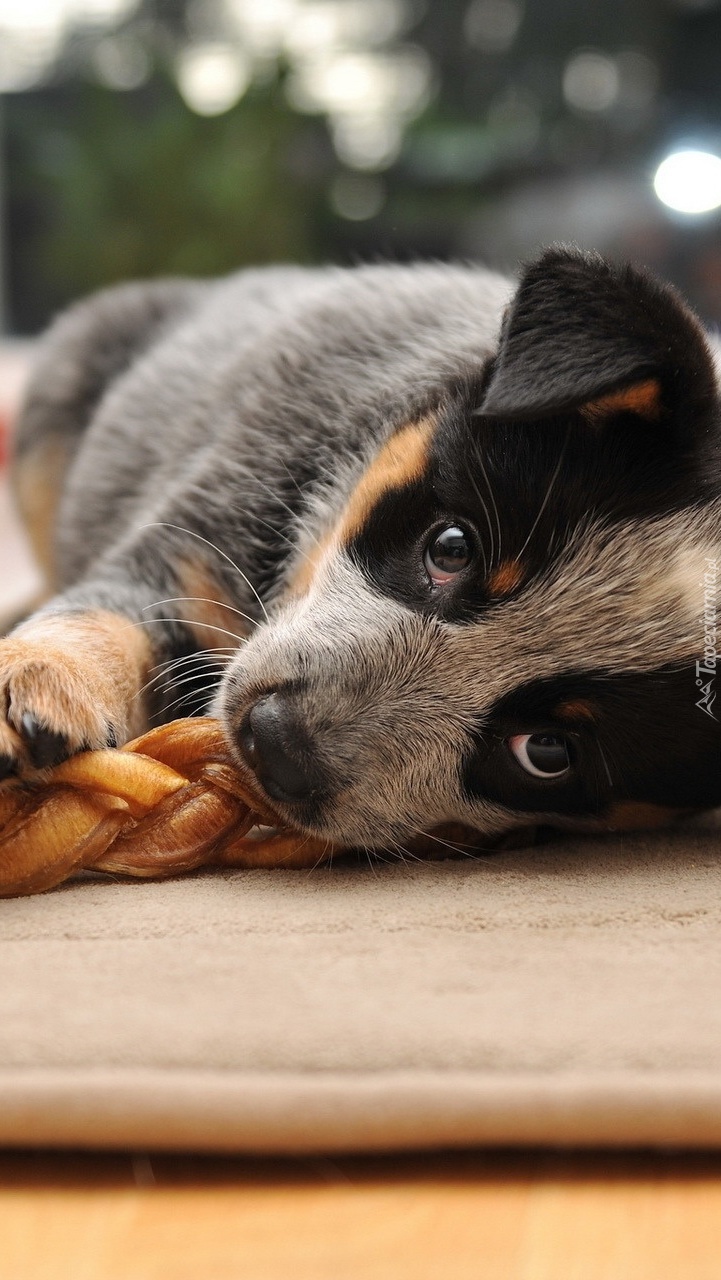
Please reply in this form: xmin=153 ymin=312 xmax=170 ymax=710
xmin=159 ymin=680 xmax=222 ymax=717
xmin=596 ymin=739 xmax=616 ymax=789
xmin=359 ymin=842 xmax=381 ymax=878
xmin=131 ymin=618 xmax=246 ymax=644
xmin=303 ymin=838 xmax=336 ymax=877
xmin=134 ymin=656 xmax=228 ymax=702
xmin=516 ymin=426 xmax=571 ymax=563
xmin=145 ymin=646 xmax=236 ymax=677
xmin=467 ymin=450 xmax=495 ymax=571
xmin=156 ymin=667 xmax=225 ymax=694
xmin=386 ymin=836 xmax=424 ymax=866
xmin=142 ymin=596 xmax=259 ymax=629
xmin=278 ymin=832 xmax=319 ymax=866
xmin=408 ymin=825 xmax=500 ymax=865
xmin=140 ymin=523 xmax=270 ymax=624
xmin=471 ymin=438 xmax=502 ymax=568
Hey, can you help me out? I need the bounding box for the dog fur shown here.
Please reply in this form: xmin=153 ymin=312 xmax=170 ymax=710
xmin=5 ymin=247 xmax=721 ymax=857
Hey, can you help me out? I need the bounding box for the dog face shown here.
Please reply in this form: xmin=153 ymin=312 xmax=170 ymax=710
xmin=216 ymin=249 xmax=721 ymax=849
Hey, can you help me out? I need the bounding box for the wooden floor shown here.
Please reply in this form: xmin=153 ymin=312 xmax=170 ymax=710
xmin=3 ymin=1150 xmax=721 ymax=1279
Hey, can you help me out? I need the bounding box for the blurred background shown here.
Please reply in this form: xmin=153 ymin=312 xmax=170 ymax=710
xmin=2 ymin=0 xmax=721 ymax=336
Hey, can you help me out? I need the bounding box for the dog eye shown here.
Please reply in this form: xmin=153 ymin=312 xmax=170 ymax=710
xmin=425 ymin=525 xmax=472 ymax=583
xmin=509 ymin=733 xmax=571 ymax=779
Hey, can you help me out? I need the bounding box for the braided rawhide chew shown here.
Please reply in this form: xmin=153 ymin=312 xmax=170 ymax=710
xmin=0 ymin=717 xmax=334 ymax=898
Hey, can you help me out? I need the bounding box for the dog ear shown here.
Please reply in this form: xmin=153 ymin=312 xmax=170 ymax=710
xmin=476 ymin=246 xmax=718 ymax=432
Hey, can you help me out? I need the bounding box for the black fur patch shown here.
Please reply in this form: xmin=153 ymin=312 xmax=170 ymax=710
xmin=464 ymin=668 xmax=721 ymax=817
xmin=477 ymin=247 xmax=719 ymax=453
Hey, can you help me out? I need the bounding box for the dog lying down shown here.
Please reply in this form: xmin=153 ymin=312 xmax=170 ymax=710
xmin=3 ymin=245 xmax=721 ymax=867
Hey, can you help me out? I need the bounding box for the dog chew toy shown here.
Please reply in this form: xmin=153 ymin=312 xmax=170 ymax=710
xmin=0 ymin=717 xmax=335 ymax=898
xmin=0 ymin=716 xmax=488 ymax=898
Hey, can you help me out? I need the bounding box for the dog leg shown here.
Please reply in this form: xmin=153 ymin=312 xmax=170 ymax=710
xmin=0 ymin=535 xmax=251 ymax=777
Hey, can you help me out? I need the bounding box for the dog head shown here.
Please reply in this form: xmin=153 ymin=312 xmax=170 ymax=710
xmin=216 ymin=247 xmax=721 ymax=850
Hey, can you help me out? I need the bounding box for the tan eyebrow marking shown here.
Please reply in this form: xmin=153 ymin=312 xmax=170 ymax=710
xmin=581 ymin=377 xmax=662 ymax=423
xmin=280 ymin=416 xmax=435 ymax=602
xmin=487 ymin=559 xmax=525 ymax=597
xmin=336 ymin=417 xmax=435 ymax=547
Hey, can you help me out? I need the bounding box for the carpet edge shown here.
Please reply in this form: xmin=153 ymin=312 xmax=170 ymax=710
xmin=2 ymin=1068 xmax=721 ymax=1152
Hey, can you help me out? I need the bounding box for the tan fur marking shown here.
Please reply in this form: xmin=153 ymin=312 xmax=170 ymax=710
xmin=175 ymin=557 xmax=249 ymax=653
xmin=487 ymin=559 xmax=525 ymax=597
xmin=0 ymin=609 xmax=153 ymax=758
xmin=606 ymin=801 xmax=683 ymax=831
xmin=581 ymin=378 xmax=662 ymax=423
xmin=337 ymin=418 xmax=434 ymax=547
xmin=283 ymin=533 xmax=334 ymax=601
xmin=282 ymin=417 xmax=435 ymax=602
xmin=12 ymin=437 xmax=70 ymax=586
xmin=554 ymin=698 xmax=597 ymax=722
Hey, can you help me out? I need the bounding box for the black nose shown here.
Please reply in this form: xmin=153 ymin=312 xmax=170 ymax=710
xmin=239 ymin=692 xmax=323 ymax=804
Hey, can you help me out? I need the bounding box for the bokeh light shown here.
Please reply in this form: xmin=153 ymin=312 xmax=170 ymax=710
xmin=654 ymin=149 xmax=721 ymax=214
xmin=176 ymin=43 xmax=251 ymax=116
xmin=563 ymin=49 xmax=619 ymax=114
xmin=463 ymin=0 xmax=523 ymax=54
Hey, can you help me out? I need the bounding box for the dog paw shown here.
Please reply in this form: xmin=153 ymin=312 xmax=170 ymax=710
xmin=0 ymin=610 xmax=151 ymax=778
xmin=0 ymin=643 xmax=119 ymax=776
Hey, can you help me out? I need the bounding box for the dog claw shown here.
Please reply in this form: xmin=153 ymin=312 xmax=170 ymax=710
xmin=20 ymin=713 xmax=70 ymax=769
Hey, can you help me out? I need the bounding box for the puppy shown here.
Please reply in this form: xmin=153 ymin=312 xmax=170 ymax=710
xmin=4 ymin=246 xmax=721 ymax=860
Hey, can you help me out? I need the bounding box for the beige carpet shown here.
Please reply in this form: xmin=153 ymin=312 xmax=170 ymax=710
xmin=2 ymin=826 xmax=721 ymax=1153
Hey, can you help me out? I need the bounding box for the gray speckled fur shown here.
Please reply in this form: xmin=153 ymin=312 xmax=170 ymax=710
xmin=20 ymin=263 xmax=511 ymax=598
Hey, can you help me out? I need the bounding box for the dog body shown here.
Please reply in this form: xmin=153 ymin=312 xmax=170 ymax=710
xmin=5 ymin=249 xmax=721 ymax=856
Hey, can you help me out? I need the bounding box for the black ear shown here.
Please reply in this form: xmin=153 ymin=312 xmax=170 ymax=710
xmin=477 ymin=246 xmax=718 ymax=430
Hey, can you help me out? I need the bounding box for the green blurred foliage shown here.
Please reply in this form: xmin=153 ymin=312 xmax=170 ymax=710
xmin=6 ymin=72 xmax=325 ymax=330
